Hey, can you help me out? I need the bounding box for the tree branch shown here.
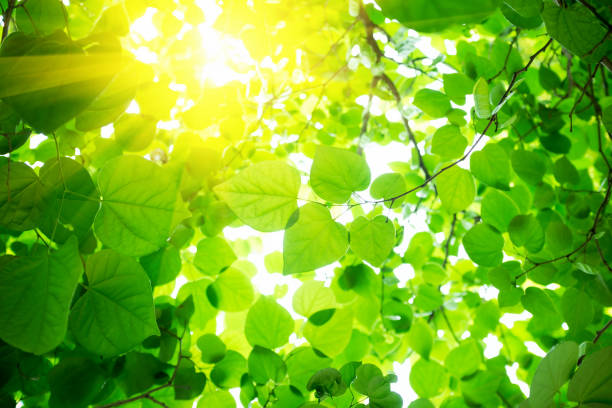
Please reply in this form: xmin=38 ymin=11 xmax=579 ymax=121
xmin=366 ymin=38 xmax=554 ymax=205
xmin=378 ymin=73 xmax=432 ymax=181
xmin=96 ymin=328 xmax=188 ymax=408
xmin=1 ymin=0 xmax=16 ymax=41
xmin=577 ymin=0 xmax=612 ymax=30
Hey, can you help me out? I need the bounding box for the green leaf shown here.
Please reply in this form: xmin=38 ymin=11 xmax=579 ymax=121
xmin=94 ymin=156 xmax=179 ymax=257
xmin=303 ymin=307 xmax=353 ymax=357
xmin=140 ymin=245 xmax=182 ymax=286
xmin=39 ymin=157 xmax=100 ymax=242
xmin=501 ymin=3 xmax=543 ymax=28
xmin=508 ymin=214 xmax=545 ymax=253
xmin=118 ymin=352 xmax=170 ymax=396
xmin=561 ymin=288 xmax=594 ymax=332
xmin=197 ymin=390 xmax=236 ymax=408
xmin=473 ymin=78 xmax=491 ymax=119
xmin=114 ymin=114 xmax=156 ymax=152
xmin=213 ymin=161 xmax=301 ymax=231
xmin=481 ymin=189 xmax=520 ymax=232
xmin=69 ymin=249 xmax=160 ymax=357
xmin=349 ymin=215 xmax=395 ymax=267
xmin=283 ymin=203 xmax=348 ymax=274
xmin=197 ymin=334 xmax=226 ymax=364
xmin=176 ymin=278 xmax=217 ymax=329
xmin=505 ymin=0 xmax=542 ymax=17
xmin=445 ymin=340 xmax=482 ymax=378
xmin=422 ymin=262 xmax=447 ymax=285
xmin=286 ymin=347 xmax=332 ymax=392
xmin=553 ymin=156 xmax=579 ymax=185
xmin=408 ymin=319 xmax=433 ymax=359
xmin=539 ymin=66 xmax=562 ymax=91
xmin=292 ymin=280 xmax=336 ymax=318
xmin=541 ymin=2 xmax=610 ymax=62
xmin=0 ymin=33 xmax=119 ymax=133
xmin=248 ymin=346 xmax=287 ymax=384
xmin=436 ymin=167 xmax=475 ymax=213
xmin=410 ymin=359 xmax=448 ymax=398
xmin=207 ymin=268 xmax=254 ymax=311
xmin=431 ymin=125 xmax=468 ymax=159
xmin=353 ymin=364 xmax=382 ymax=395
xmin=527 ymin=342 xmax=578 ymax=407
xmin=48 ymin=356 xmax=105 ymax=408
xmin=0 ymin=237 xmax=82 ymax=354
xmin=307 ymin=367 xmax=347 ymax=398
xmin=443 ymin=73 xmax=475 ymax=105
xmin=211 ymin=350 xmax=247 ymax=388
xmin=245 ymin=296 xmax=294 ymax=349
xmin=414 ymin=284 xmax=444 ymax=311
xmin=546 ymin=221 xmax=572 ymax=254
xmin=568 ymin=346 xmax=612 ymax=404
xmin=413 ymin=89 xmax=451 ymax=118
xmin=521 ymin=287 xmax=563 ymax=332
xmin=511 ymin=150 xmax=546 ymax=185
xmin=603 ymin=105 xmax=612 ymax=134
xmin=194 ymin=237 xmax=237 ymax=276
xmin=370 ymin=173 xmax=407 ymax=207
xmin=173 ymin=359 xmax=206 ymax=400
xmin=378 ymin=0 xmax=500 ymax=32
xmin=15 ymin=0 xmax=65 ymax=34
xmin=463 ymin=223 xmax=504 ymax=266
xmin=470 ymin=143 xmax=512 ymax=189
xmin=310 ymin=145 xmax=370 ymax=203
xmin=0 ymin=161 xmax=43 ymax=231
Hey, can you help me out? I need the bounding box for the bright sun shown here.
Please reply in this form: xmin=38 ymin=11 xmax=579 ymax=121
xmin=129 ymin=1 xmax=253 ymax=87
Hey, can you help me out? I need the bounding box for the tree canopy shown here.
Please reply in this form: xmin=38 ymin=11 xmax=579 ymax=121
xmin=0 ymin=0 xmax=612 ymax=407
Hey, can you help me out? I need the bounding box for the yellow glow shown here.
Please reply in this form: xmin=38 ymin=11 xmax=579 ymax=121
xmin=128 ymin=2 xmax=253 ymax=87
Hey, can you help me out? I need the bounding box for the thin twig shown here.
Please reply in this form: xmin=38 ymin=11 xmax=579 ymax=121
xmin=378 ymin=73 xmax=432 ymax=181
xmin=363 ymin=38 xmax=553 ymax=206
xmin=96 ymin=328 xmax=188 ymax=408
xmin=357 ymin=76 xmax=380 ymax=153
xmin=577 ymin=318 xmax=612 ymax=365
xmin=577 ymin=0 xmax=612 ymax=30
xmin=1 ymin=0 xmax=16 ymax=41
xmin=490 ymin=28 xmax=521 ymax=81
xmin=569 ymin=64 xmax=600 ymax=131
xmin=443 ymin=214 xmax=457 ymax=268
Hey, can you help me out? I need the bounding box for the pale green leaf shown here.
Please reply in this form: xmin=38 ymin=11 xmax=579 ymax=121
xmin=245 ymin=296 xmax=294 ymax=349
xmin=94 ymin=156 xmax=179 ymax=257
xmin=70 ymin=249 xmax=160 ymax=357
xmin=436 ymin=167 xmax=475 ymax=213
xmin=473 ymin=78 xmax=491 ymax=119
xmin=0 ymin=237 xmax=82 ymax=354
xmin=463 ymin=223 xmax=504 ymax=266
xmin=310 ymin=145 xmax=370 ymax=203
xmin=215 ymin=161 xmax=300 ymax=231
xmin=283 ymin=203 xmax=348 ymax=275
xmin=349 ymin=215 xmax=395 ymax=267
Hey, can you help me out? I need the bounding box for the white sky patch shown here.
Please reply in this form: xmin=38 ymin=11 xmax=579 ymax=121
xmin=525 ymin=341 xmax=547 ymax=358
xmin=101 ymin=124 xmax=114 ymax=139
xmin=478 ymin=285 xmax=499 ymax=301
xmin=29 ymin=134 xmax=47 ymax=149
xmin=483 ymin=334 xmax=503 ymax=358
xmin=171 ymin=275 xmax=188 ymax=298
xmin=392 ymin=361 xmax=418 ymax=404
xmin=394 ymin=263 xmax=415 ymax=287
xmin=500 ymin=311 xmax=532 ymax=329
xmin=126 ymin=100 xmax=141 ymax=114
xmin=133 ymin=46 xmax=158 ymax=64
xmin=131 ymin=8 xmax=160 ymax=42
xmin=506 ymin=363 xmax=530 ymax=396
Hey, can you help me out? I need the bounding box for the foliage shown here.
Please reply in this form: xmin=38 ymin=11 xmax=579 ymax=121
xmin=0 ymin=0 xmax=612 ymax=407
